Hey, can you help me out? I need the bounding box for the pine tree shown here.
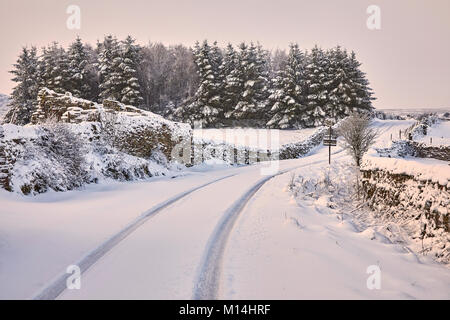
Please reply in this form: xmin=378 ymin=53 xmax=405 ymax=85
xmin=39 ymin=42 xmax=70 ymax=94
xmin=184 ymin=40 xmax=223 ymax=126
xmin=220 ymin=43 xmax=238 ymax=116
xmin=228 ymin=42 xmax=269 ymax=123
xmin=267 ymin=43 xmax=306 ymax=128
xmin=347 ymin=51 xmax=375 ymax=113
xmin=4 ymin=47 xmax=40 ymax=125
xmin=303 ymin=45 xmax=329 ymax=127
xmin=119 ymin=36 xmax=144 ymax=106
xmin=255 ymin=43 xmax=271 ymax=115
xmin=83 ymin=44 xmax=101 ymax=102
xmin=98 ymin=35 xmax=123 ymax=102
xmin=223 ymin=43 xmax=246 ymax=120
xmin=324 ymin=46 xmax=353 ymax=119
xmin=324 ymin=48 xmax=374 ymax=120
xmin=66 ymin=37 xmax=93 ymax=99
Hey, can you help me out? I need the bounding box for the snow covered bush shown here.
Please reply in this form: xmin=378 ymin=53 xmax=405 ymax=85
xmin=361 ymin=157 xmax=449 ymax=263
xmin=5 ymin=122 xmax=87 ymax=195
xmin=288 ymin=161 xmax=356 ymax=205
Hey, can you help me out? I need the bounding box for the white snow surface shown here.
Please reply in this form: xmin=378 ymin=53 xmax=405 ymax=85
xmin=416 ymin=120 xmax=450 ymax=146
xmin=362 ymin=156 xmax=450 ymax=187
xmin=0 ymin=119 xmax=449 ymax=300
xmin=223 ymin=159 xmax=450 ymax=299
xmin=362 ymin=118 xmax=450 ymax=187
xmin=193 ymin=127 xmax=318 ymax=150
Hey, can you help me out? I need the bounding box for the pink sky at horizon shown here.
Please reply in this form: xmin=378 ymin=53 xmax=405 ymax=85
xmin=0 ymin=0 xmax=449 ymax=109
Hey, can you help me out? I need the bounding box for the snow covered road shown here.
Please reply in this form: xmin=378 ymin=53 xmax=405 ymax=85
xmin=1 ymin=119 xmax=449 ymax=299
xmin=58 ymin=152 xmax=335 ymax=300
xmin=222 ymin=160 xmax=450 ymax=299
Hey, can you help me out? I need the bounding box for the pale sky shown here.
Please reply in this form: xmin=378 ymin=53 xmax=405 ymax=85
xmin=0 ymin=0 xmax=449 ymax=109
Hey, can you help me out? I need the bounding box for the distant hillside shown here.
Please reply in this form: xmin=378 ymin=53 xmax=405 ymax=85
xmin=376 ymin=107 xmax=449 ymax=116
xmin=0 ymin=94 xmax=10 ymax=121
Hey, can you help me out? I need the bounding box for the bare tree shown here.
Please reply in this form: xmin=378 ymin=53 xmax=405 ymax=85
xmin=338 ymin=113 xmax=378 ymax=198
xmin=338 ymin=112 xmax=378 ymax=167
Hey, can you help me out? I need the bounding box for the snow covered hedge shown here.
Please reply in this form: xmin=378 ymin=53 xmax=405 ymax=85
xmin=361 ymin=156 xmax=449 ymax=263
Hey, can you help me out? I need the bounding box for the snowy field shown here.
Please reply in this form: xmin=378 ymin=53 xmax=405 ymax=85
xmin=193 ymin=128 xmax=318 ymax=149
xmin=416 ymin=120 xmax=450 ymax=146
xmin=0 ymin=119 xmax=449 ymax=300
xmin=365 ymin=119 xmax=449 ymax=184
xmin=377 ymin=107 xmax=449 ymax=117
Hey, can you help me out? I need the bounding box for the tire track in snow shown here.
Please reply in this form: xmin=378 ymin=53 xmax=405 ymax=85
xmin=192 ymin=155 xmax=342 ymax=300
xmin=33 ymin=173 xmax=237 ymax=300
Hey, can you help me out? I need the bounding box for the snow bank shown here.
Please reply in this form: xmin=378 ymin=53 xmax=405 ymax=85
xmin=416 ymin=120 xmax=450 ymax=147
xmin=362 ymin=156 xmax=450 ymax=187
xmin=360 ymin=154 xmax=449 ymax=263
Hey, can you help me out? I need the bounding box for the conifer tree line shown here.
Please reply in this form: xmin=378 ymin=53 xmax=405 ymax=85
xmin=5 ymin=36 xmax=375 ymax=128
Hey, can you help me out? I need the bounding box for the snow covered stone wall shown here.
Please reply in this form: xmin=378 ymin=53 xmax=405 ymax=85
xmin=0 ymin=89 xmax=191 ymax=195
xmin=279 ymin=126 xmax=330 ymax=160
xmin=189 ymin=126 xmax=327 ymax=166
xmin=361 ymin=156 xmax=449 ymax=263
xmin=31 ymin=88 xmax=191 ymax=160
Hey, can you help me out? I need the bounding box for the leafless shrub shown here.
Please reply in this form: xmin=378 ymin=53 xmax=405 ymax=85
xmin=338 ymin=112 xmax=378 ymax=167
xmin=43 ymin=117 xmax=86 ymax=181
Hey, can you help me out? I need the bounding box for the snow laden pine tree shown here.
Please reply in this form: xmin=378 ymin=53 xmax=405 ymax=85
xmin=347 ymin=51 xmax=375 ymax=113
xmin=303 ymin=45 xmax=329 ymax=127
xmin=98 ymin=35 xmax=123 ymax=103
xmin=119 ymin=36 xmax=144 ymax=106
xmin=66 ymin=37 xmax=93 ymax=99
xmin=184 ymin=41 xmax=223 ymax=127
xmin=324 ymin=46 xmax=352 ymax=119
xmin=39 ymin=42 xmax=70 ymax=95
xmin=226 ymin=42 xmax=269 ymax=125
xmin=219 ymin=43 xmax=238 ymax=118
xmin=4 ymin=47 xmax=40 ymax=125
xmin=324 ymin=47 xmax=374 ymax=119
xmin=267 ymin=43 xmax=306 ymax=128
xmin=98 ymin=35 xmax=143 ymax=106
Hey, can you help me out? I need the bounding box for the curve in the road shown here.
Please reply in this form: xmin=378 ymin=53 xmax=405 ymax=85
xmin=192 ymin=156 xmax=338 ymax=300
xmin=33 ymin=173 xmax=237 ymax=300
